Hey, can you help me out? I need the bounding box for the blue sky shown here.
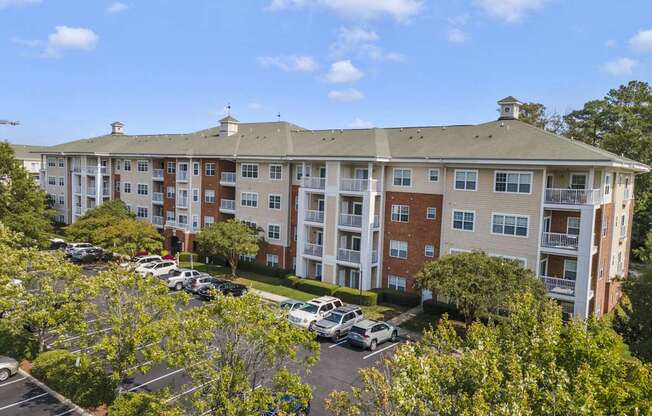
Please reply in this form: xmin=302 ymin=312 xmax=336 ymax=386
xmin=1 ymin=0 xmax=651 ymax=145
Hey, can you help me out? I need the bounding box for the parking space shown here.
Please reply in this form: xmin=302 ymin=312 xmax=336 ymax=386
xmin=0 ymin=376 xmax=73 ymax=416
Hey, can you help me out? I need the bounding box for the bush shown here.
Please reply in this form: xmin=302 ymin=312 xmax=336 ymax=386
xmin=375 ymin=288 xmax=421 ymax=307
xmin=422 ymin=299 xmax=463 ymax=321
xmin=333 ymin=287 xmax=378 ymax=306
xmin=294 ymin=279 xmax=339 ymax=296
xmin=281 ymin=275 xmax=301 ymax=288
xmin=0 ymin=322 xmax=38 ymax=361
xmin=32 ymin=350 xmax=116 ymax=408
xmin=108 ymin=392 xmax=182 ymax=416
xmin=238 ymin=260 xmax=290 ymax=278
xmin=177 ymin=252 xmax=196 ymax=263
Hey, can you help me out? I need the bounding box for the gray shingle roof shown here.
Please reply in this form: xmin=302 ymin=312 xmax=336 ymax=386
xmin=7 ymin=143 xmax=48 ymax=160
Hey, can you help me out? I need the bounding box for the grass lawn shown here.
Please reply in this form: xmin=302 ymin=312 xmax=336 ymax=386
xmin=363 ymin=304 xmax=410 ymax=321
xmin=400 ymin=313 xmax=467 ymax=335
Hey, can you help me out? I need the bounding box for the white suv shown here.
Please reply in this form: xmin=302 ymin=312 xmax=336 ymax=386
xmin=159 ymin=269 xmax=210 ymax=291
xmin=288 ymin=296 xmax=343 ymax=330
xmin=136 ymin=260 xmax=177 ymax=277
xmin=121 ymin=255 xmax=163 ymax=268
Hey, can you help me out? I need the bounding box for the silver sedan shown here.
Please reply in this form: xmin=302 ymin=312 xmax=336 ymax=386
xmin=0 ymin=356 xmax=19 ymax=382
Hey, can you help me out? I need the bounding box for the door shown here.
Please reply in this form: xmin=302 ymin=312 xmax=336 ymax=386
xmin=543 ymin=217 xmax=551 ymax=233
xmin=319 ymin=167 xmax=326 ymax=178
xmin=353 ymin=202 xmax=363 ymax=215
xmin=546 ymin=174 xmax=554 ymax=189
xmin=354 ymin=168 xmax=368 ymax=179
xmin=338 ymin=269 xmax=346 ymax=286
xmin=315 ymin=262 xmax=322 ymax=279
xmin=316 ymin=231 xmax=323 ymax=245
xmin=539 ymin=258 xmax=548 ymax=276
xmin=341 ymin=201 xmax=349 ymax=215
xmin=318 ymin=199 xmax=325 ymax=212
xmin=352 ymin=236 xmax=361 ymax=251
xmin=350 ymin=270 xmax=360 ymax=289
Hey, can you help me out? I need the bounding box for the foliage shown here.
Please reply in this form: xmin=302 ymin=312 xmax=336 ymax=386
xmin=613 ymin=266 xmax=652 ymax=362
xmin=238 ymin=258 xmax=290 ymax=277
xmin=0 ymin=142 xmax=53 ymax=247
xmin=31 ymin=350 xmax=116 ymax=408
xmin=168 ymin=294 xmax=318 ymax=416
xmin=634 ymin=228 xmax=652 ymax=264
xmin=196 ymin=219 xmax=262 ymax=277
xmin=415 ymin=251 xmax=545 ymax=324
xmin=326 ymin=293 xmax=652 ymax=415
xmin=421 ymin=299 xmax=463 ymax=320
xmin=64 ymin=200 xmax=133 ymax=243
xmin=93 ymin=217 xmax=163 ymax=257
xmin=518 ymin=102 xmax=564 ymax=133
xmin=107 ymin=391 xmax=183 ymax=416
xmin=333 ymin=287 xmax=378 ymax=306
xmin=373 ymin=288 xmax=421 ymax=307
xmin=293 ymin=278 xmax=340 ymax=296
xmin=0 ymin=321 xmax=38 ymax=361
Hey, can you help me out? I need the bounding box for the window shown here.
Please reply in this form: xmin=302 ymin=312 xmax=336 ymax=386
xmin=389 ymin=240 xmax=408 ymax=259
xmin=205 ymin=163 xmax=215 ymax=176
xmin=391 ymin=205 xmax=409 ymax=222
xmin=48 ymin=176 xmax=56 ymax=185
xmin=268 ymin=194 xmax=281 ymax=210
xmin=116 ymin=160 xmax=122 ymax=171
xmin=123 ymin=182 xmax=131 ymax=193
xmin=452 ymin=210 xmax=474 ymax=231
xmin=493 ymin=254 xmax=527 ymax=268
xmin=204 ymin=190 xmax=215 ymax=203
xmin=192 ymin=215 xmax=199 ymax=229
xmin=388 ymin=275 xmax=406 ymax=292
xmin=136 ymin=207 xmax=148 ymax=219
xmin=192 ymin=162 xmax=200 ymax=176
xmin=167 ymin=162 xmax=176 ymax=174
xmin=494 ymin=171 xmax=532 ymax=193
xmin=241 ymin=192 xmax=258 ymax=208
xmin=492 ymin=214 xmax=528 ymax=237
xmin=166 ymin=186 xmax=175 ymax=199
xmin=266 ymin=254 xmax=279 ymax=268
xmin=563 ymin=259 xmax=577 ymax=280
xmin=166 ymin=211 xmax=175 ymax=221
xmin=570 ymin=174 xmax=587 ymax=190
xmin=604 ymin=174 xmax=611 ymax=195
xmin=296 ymin=164 xmax=311 ymax=180
xmin=57 ymin=195 xmax=65 ymax=205
xmin=567 ymin=217 xmax=580 ymax=236
xmin=455 ymin=170 xmax=477 ymax=191
xmin=137 ymin=183 xmax=148 ymax=196
xmin=58 ymin=158 xmax=64 ymax=168
xmin=424 ymin=244 xmax=435 ymax=257
xmin=204 ymin=216 xmax=214 ymax=226
xmin=241 ymin=164 xmax=259 ymax=179
xmin=393 ymin=168 xmax=411 ymax=187
xmin=269 ymin=164 xmax=282 ymax=180
xmin=177 ymin=214 xmax=188 ymax=226
xmin=240 ymin=254 xmax=256 ymax=263
xmin=620 ymin=214 xmax=627 ymax=239
xmin=426 ymin=207 xmax=436 ymax=220
xmin=137 ymin=160 xmax=149 ymax=172
xmin=428 ymin=168 xmax=439 ymax=182
xmin=123 ymin=160 xmax=131 ymax=171
xmin=58 ymin=177 xmax=64 ymax=186
xmin=267 ymin=224 xmax=281 ymax=240
xmin=115 ymin=180 xmax=120 ymax=192
xmin=243 ymin=220 xmax=257 ymax=229
xmin=47 ymin=158 xmax=56 ymax=167
xmin=192 ymin=189 xmax=199 ymax=203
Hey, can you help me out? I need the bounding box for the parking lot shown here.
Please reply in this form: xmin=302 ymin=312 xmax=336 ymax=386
xmin=0 ymin=376 xmax=74 ymax=416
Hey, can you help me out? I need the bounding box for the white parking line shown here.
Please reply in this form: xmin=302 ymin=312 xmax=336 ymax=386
xmin=0 ymin=392 xmax=49 ymax=411
xmin=0 ymin=377 xmax=26 ymax=388
xmin=54 ymin=409 xmax=75 ymax=416
xmin=48 ymin=327 xmax=112 ymax=347
xmin=166 ymin=378 xmax=217 ymax=403
xmin=127 ymin=368 xmax=185 ymax=392
xmin=328 ymin=340 xmax=348 ymax=349
xmin=362 ymin=342 xmax=400 ymax=360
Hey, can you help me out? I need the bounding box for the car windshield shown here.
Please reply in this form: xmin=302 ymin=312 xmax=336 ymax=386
xmin=300 ymin=304 xmax=319 ymax=314
xmin=350 ymin=326 xmax=367 ymax=336
xmin=168 ymin=269 xmax=182 ymax=276
xmin=325 ymin=313 xmax=343 ymax=323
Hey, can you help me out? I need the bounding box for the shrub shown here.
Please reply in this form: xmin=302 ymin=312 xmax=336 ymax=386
xmin=238 ymin=260 xmax=289 ymax=278
xmin=108 ymin=392 xmax=183 ymax=416
xmin=282 ymin=275 xmax=301 ymax=288
xmin=375 ymin=288 xmax=421 ymax=307
xmin=32 ymin=350 xmax=116 ymax=408
xmin=333 ymin=287 xmax=378 ymax=306
xmin=294 ymin=279 xmax=339 ymax=296
xmin=0 ymin=322 xmax=38 ymax=361
xmin=422 ymin=299 xmax=463 ymax=320
xmin=177 ymin=251 xmax=196 ymax=263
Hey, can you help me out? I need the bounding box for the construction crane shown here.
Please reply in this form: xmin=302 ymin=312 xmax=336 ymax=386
xmin=0 ymin=120 xmax=20 ymax=126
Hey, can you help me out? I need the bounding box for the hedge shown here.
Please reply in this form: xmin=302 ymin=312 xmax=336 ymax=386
xmin=374 ymin=288 xmax=421 ymax=307
xmin=238 ymin=260 xmax=290 ymax=278
xmin=294 ymin=279 xmax=339 ymax=296
xmin=422 ymin=299 xmax=463 ymax=321
xmin=333 ymin=287 xmax=378 ymax=306
xmin=177 ymin=252 xmax=196 ymax=263
xmin=32 ymin=350 xmax=116 ymax=408
xmin=281 ymin=275 xmax=302 ymax=288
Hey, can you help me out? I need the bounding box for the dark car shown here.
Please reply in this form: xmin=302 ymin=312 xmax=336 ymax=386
xmin=263 ymin=395 xmax=310 ymax=416
xmin=183 ymin=276 xmax=224 ymax=294
xmin=71 ymin=247 xmax=106 ymax=263
xmin=197 ymin=281 xmax=248 ymax=300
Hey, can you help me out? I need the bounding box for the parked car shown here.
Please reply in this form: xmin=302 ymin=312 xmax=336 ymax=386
xmin=288 ymin=296 xmax=343 ymax=330
xmin=347 ymin=320 xmax=399 ymax=351
xmin=136 ymin=260 xmax=177 ymax=277
xmin=263 ymin=395 xmax=310 ymax=416
xmin=121 ymin=255 xmax=163 ymax=268
xmin=70 ymin=247 xmax=105 ymax=263
xmin=183 ymin=276 xmax=226 ymax=294
xmin=197 ymin=281 xmax=248 ymax=301
xmin=159 ymin=269 xmax=209 ymax=291
xmin=279 ymin=299 xmax=307 ymax=312
xmin=49 ymin=238 xmax=67 ymax=250
xmin=64 ymin=243 xmax=94 ymax=257
xmin=0 ymin=356 xmax=19 ymax=382
xmin=162 ymin=254 xmax=176 ymax=261
xmin=314 ymin=305 xmax=364 ymax=341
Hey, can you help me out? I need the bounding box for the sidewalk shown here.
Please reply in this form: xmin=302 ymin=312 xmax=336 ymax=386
xmin=250 ymin=288 xmax=290 ymax=304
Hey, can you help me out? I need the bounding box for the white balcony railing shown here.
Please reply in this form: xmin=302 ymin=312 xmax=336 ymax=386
xmin=165 ymin=220 xmax=177 ymax=228
xmin=177 ymin=171 xmax=189 ymax=182
xmin=337 ymin=248 xmax=361 ymax=264
xmin=539 ymin=275 xmax=576 ymax=297
xmin=73 ymin=186 xmax=82 ymax=194
xmin=541 ymin=232 xmax=579 ymax=250
xmin=544 ymin=188 xmax=601 ymax=205
xmin=304 ymin=243 xmax=323 ymax=257
xmin=153 ymin=192 xmax=164 ymax=203
xmin=220 ymin=199 xmax=235 ymax=211
xmin=152 ymin=216 xmax=164 ymax=226
xmin=302 ymin=177 xmax=326 ymax=190
xmin=74 ymin=206 xmax=82 ymax=215
xmin=220 ymin=172 xmax=236 ymax=184
xmin=339 ymin=213 xmax=362 ymax=228
xmin=85 ymin=166 xmax=108 ymax=175
xmin=305 ymin=210 xmax=324 ymax=223
xmin=87 ymin=186 xmax=96 ymax=195
xmin=339 ymin=178 xmax=378 ymax=192
xmin=153 ymin=169 xmax=164 ymax=180
xmin=177 ymin=198 xmax=188 ymax=209
xmin=72 ymin=166 xmax=82 ymax=173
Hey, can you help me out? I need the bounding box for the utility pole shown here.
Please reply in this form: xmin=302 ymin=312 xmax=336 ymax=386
xmin=0 ymin=120 xmax=20 ymax=126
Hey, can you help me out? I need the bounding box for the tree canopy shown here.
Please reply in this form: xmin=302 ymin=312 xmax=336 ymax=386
xmin=196 ymin=219 xmax=262 ymax=277
xmin=613 ymin=265 xmax=652 ymax=362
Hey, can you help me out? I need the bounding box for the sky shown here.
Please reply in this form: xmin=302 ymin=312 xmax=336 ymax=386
xmin=1 ymin=0 xmax=651 ymax=146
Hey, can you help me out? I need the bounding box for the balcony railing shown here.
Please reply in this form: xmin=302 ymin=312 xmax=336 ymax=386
xmin=305 ymin=210 xmax=324 ymax=223
xmin=152 ymin=216 xmax=164 ymax=226
xmin=539 ymin=275 xmax=576 ymax=297
xmin=177 ymin=171 xmax=189 ymax=182
xmin=74 ymin=206 xmax=82 ymax=215
xmin=302 ymin=177 xmax=326 ymax=190
xmin=337 ymin=248 xmax=361 ymax=264
xmin=339 ymin=213 xmax=362 ymax=228
xmin=220 ymin=199 xmax=235 ymax=211
xmin=165 ymin=220 xmax=177 ymax=228
xmin=541 ymin=232 xmax=579 ymax=250
xmin=153 ymin=169 xmax=164 ymax=180
xmin=176 ymin=198 xmax=188 ymax=208
xmin=153 ymin=192 xmax=164 ymax=203
xmin=544 ymin=188 xmax=600 ymax=205
xmin=220 ymin=172 xmax=236 ymax=185
xmin=304 ymin=243 xmax=323 ymax=257
xmin=85 ymin=166 xmax=108 ymax=175
xmin=87 ymin=186 xmax=96 ymax=195
xmin=339 ymin=178 xmax=378 ymax=192
xmin=73 ymin=186 xmax=82 ymax=194
xmin=72 ymin=166 xmax=82 ymax=173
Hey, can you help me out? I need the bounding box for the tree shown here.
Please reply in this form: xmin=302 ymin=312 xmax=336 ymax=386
xmin=519 ymin=102 xmax=565 ymax=134
xmin=613 ymin=266 xmax=652 ymax=362
xmin=65 ymin=200 xmax=133 ymax=243
xmin=415 ymin=251 xmax=545 ymax=324
xmin=93 ymin=217 xmax=163 ymax=257
xmin=0 ymin=142 xmax=53 ymax=247
xmin=196 ymin=219 xmax=262 ymax=277
xmin=168 ymin=294 xmax=319 ymax=416
xmin=108 ymin=392 xmax=183 ymax=416
xmin=326 ymin=294 xmax=652 ymax=415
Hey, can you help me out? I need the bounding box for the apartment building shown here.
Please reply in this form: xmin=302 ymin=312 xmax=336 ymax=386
xmin=9 ymin=143 xmax=45 ymax=181
xmin=39 ymin=97 xmax=648 ymax=318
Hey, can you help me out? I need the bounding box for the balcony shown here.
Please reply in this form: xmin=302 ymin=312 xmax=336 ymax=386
xmin=339 ymin=213 xmax=362 ymax=228
xmin=544 ymin=188 xmax=600 ymax=205
xmin=153 ymin=169 xmax=164 ymax=180
xmin=73 ymin=186 xmax=82 ymax=194
xmin=153 ymin=192 xmax=164 ymax=204
xmin=72 ymin=166 xmax=82 ymax=173
xmin=87 ymin=186 xmax=96 ymax=195
xmin=152 ymin=216 xmax=164 ymax=226
xmin=220 ymin=198 xmax=235 ymax=213
xmin=541 ymin=232 xmax=579 ymax=250
xmin=539 ymin=275 xmax=576 ymax=297
xmin=302 ymin=177 xmax=326 ymax=190
xmin=372 ymin=214 xmax=380 ymax=228
xmin=220 ymin=172 xmax=236 ymax=186
xmin=371 ymin=250 xmax=378 ymax=263
xmin=74 ymin=206 xmax=82 ymax=215
xmin=304 ymin=243 xmax=323 ymax=257
xmin=165 ymin=220 xmax=177 ymax=228
xmin=337 ymin=248 xmax=361 ymax=264
xmin=177 ymin=171 xmax=189 ymax=182
xmin=340 ymin=178 xmax=378 ymax=193
xmin=85 ymin=166 xmax=108 ymax=175
xmin=176 ymin=198 xmax=189 ymax=209
xmin=305 ymin=210 xmax=324 ymax=223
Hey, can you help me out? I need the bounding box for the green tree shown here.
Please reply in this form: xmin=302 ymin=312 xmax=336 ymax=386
xmin=613 ymin=266 xmax=652 ymax=362
xmin=0 ymin=142 xmax=53 ymax=247
xmin=65 ymin=200 xmax=133 ymax=243
xmin=415 ymin=251 xmax=545 ymax=324
xmin=326 ymin=294 xmax=652 ymax=416
xmin=93 ymin=217 xmax=163 ymax=257
xmin=519 ymin=102 xmax=565 ymax=134
xmin=108 ymin=391 xmax=183 ymax=416
xmin=168 ymin=294 xmax=318 ymax=416
xmin=196 ymin=219 xmax=262 ymax=277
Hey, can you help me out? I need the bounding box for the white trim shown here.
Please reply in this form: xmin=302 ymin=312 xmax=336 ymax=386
xmin=493 ymin=170 xmax=533 ymax=195
xmin=390 ymin=204 xmax=409 ymax=223
xmin=566 ymin=216 xmax=581 ymax=235
xmin=451 ymin=209 xmax=475 ymax=232
xmin=240 ymin=191 xmax=259 ymax=208
xmin=570 ymin=172 xmax=588 ymax=190
xmin=240 ymin=163 xmax=260 ymax=179
xmin=267 ymin=223 xmax=281 ymax=241
xmin=490 ymin=212 xmax=530 ymax=238
xmin=388 ymin=239 xmax=408 ymax=259
xmin=424 ymin=244 xmax=435 ymax=257
xmin=449 ymin=247 xmax=471 ymax=254
xmin=428 ymin=168 xmax=440 ymax=182
xmin=268 ymin=193 xmax=282 ymax=210
xmin=136 ymin=182 xmax=149 ymax=196
xmin=268 ymin=164 xmax=283 ymax=180
xmin=490 ymin=253 xmax=528 ymax=268
xmin=453 ymin=169 xmax=478 ymax=192
xmin=563 ymin=258 xmax=577 ymax=280
xmin=539 ymin=257 xmax=548 ymax=275
xmin=391 ymin=167 xmax=413 ymax=187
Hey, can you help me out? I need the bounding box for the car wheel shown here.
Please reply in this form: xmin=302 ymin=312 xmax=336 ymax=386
xmin=0 ymin=369 xmax=10 ymax=382
xmin=174 ymin=282 xmax=182 ymax=291
xmin=390 ymin=330 xmax=398 ymax=342
xmin=333 ymin=331 xmax=341 ymax=342
xmin=308 ymin=322 xmax=315 ymax=331
xmin=369 ymin=339 xmax=377 ymax=351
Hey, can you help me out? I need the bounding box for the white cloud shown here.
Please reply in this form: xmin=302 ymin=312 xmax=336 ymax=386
xmin=349 ymin=117 xmax=374 ymax=128
xmin=329 ymin=26 xmax=402 ymax=61
xmin=44 ymin=26 xmax=98 ymax=58
xmin=328 ymin=88 xmax=365 ymax=102
xmin=325 ymin=60 xmax=364 ymax=83
xmin=447 ymin=28 xmax=469 ymax=43
xmin=605 ymin=39 xmax=617 ymax=48
xmin=474 ymin=0 xmax=546 ymax=23
xmin=257 ymin=55 xmax=318 ymax=72
xmin=0 ymin=0 xmax=40 ymax=9
xmin=107 ymin=2 xmax=128 ymax=14
xmin=602 ymin=58 xmax=637 ymax=76
xmin=248 ymin=102 xmax=263 ymax=110
xmin=267 ymin=0 xmax=423 ymax=22
xmin=629 ymin=29 xmax=652 ymax=53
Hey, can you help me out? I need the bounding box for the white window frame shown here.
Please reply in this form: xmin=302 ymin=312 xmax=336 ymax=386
xmin=241 ymin=163 xmax=259 ymax=179
xmin=48 ymin=176 xmax=56 ymax=185
xmin=204 ymin=190 xmax=215 ymax=203
xmin=166 ymin=210 xmax=175 ymax=221
xmin=57 ymin=158 xmax=65 ymax=168
xmin=123 ymin=182 xmax=131 ymax=193
xmin=567 ymin=217 xmax=581 ymax=236
xmin=392 ymin=168 xmax=412 ymax=187
xmin=240 ymin=192 xmax=258 ymax=208
xmin=428 ymin=168 xmax=439 ymax=182
xmin=166 ymin=186 xmax=175 ymax=199
xmin=267 ymin=224 xmax=281 ymax=240
xmin=137 ymin=183 xmax=148 ymax=196
xmin=389 ymin=240 xmax=408 ymax=259
xmin=47 ymin=158 xmax=56 ymax=167
xmin=493 ymin=171 xmax=532 ymax=194
xmin=268 ymin=194 xmax=281 ymax=210
xmin=452 ymin=209 xmax=475 ymax=232
xmin=269 ymin=164 xmax=283 ymax=180
xmin=454 ymin=169 xmax=478 ymax=191
xmin=137 ymin=160 xmax=149 ymax=173
xmin=490 ymin=253 xmax=528 ymax=268
xmin=205 ymin=163 xmax=215 ymax=176
xmin=204 ymin=216 xmax=214 ymax=226
xmin=388 ymin=275 xmax=407 ymax=292
xmin=192 ymin=215 xmax=199 ymax=229
xmin=604 ymin=174 xmax=611 ymax=195
xmin=449 ymin=248 xmax=471 ymax=254
xmin=390 ymin=204 xmax=409 ymax=223
xmin=296 ymin=164 xmax=312 ymax=180
xmin=123 ymin=160 xmax=132 ymax=171
xmin=424 ymin=244 xmax=435 ymax=257
xmin=166 ymin=161 xmax=175 ymax=174
xmin=426 ymin=207 xmax=436 ymax=220
xmin=58 ymin=176 xmax=65 ymax=186
xmin=136 ymin=206 xmax=149 ymax=219
xmin=570 ymin=173 xmax=588 ymax=190
xmin=491 ymin=213 xmax=529 ymax=238
xmin=266 ymin=254 xmax=279 ymax=268
xmin=563 ymin=259 xmax=577 ymax=280
xmin=192 ymin=162 xmax=200 ymax=176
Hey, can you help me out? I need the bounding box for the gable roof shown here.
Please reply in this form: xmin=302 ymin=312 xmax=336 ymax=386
xmin=8 ymin=143 xmax=48 ymax=160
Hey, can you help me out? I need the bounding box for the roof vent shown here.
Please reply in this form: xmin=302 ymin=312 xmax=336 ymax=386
xmin=111 ymin=121 xmax=124 ymax=135
xmin=219 ymin=115 xmax=239 ymax=137
xmin=497 ymin=96 xmax=523 ymax=120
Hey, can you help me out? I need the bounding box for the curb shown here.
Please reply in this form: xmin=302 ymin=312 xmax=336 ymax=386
xmin=18 ymin=369 xmax=93 ymax=416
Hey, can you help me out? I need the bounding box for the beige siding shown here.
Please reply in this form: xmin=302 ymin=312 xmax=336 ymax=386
xmin=609 ymin=171 xmax=634 ymax=277
xmin=118 ymin=158 xmax=153 ymax=217
xmin=384 ymin=164 xmax=444 ymax=194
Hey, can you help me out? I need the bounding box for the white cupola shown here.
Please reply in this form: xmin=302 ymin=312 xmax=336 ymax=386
xmin=497 ymin=96 xmax=523 ymax=120
xmin=110 ymin=121 xmax=124 ymax=135
xmin=219 ymin=115 xmax=239 ymax=137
